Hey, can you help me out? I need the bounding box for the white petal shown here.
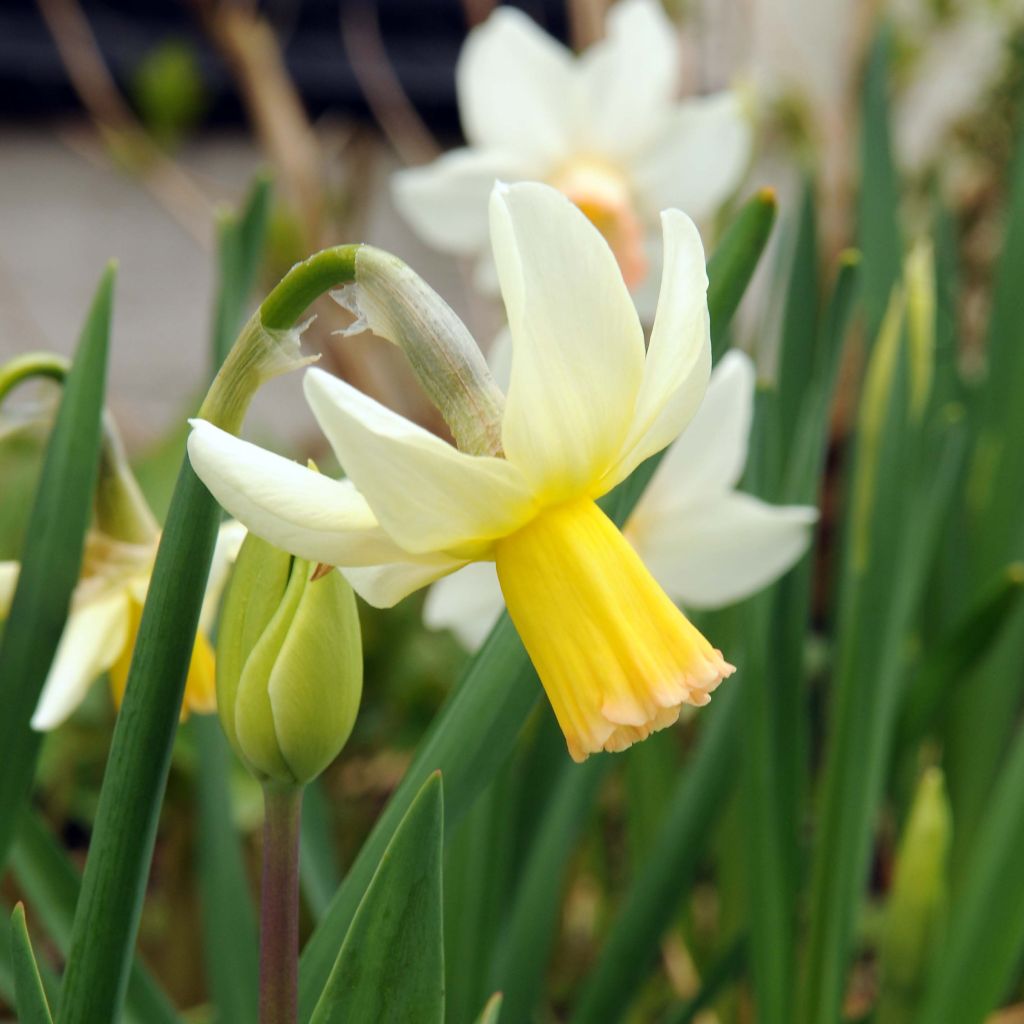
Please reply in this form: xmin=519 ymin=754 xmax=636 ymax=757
xmin=304 ymin=369 xmax=535 ymax=555
xmin=391 ymin=149 xmax=536 ymax=255
xmin=342 ymin=555 xmax=465 ymax=610
xmin=638 ymin=350 xmax=755 ymax=518
xmin=0 ymin=561 xmax=19 ymax=617
xmin=187 ymin=420 xmax=413 ymax=567
xmin=579 ymin=0 xmax=679 ymax=158
xmin=490 ymin=182 xmax=645 ymax=498
xmin=601 ymin=209 xmax=710 ymax=490
xmin=487 ymin=326 xmax=513 ymax=394
xmin=457 ymin=7 xmax=576 ymax=165
xmin=198 ymin=520 xmax=247 ymax=634
xmin=632 ymin=92 xmax=752 ymax=222
xmin=639 ymin=492 xmax=818 ymax=609
xmin=32 ymin=588 xmax=130 ymax=730
xmin=423 ymin=561 xmax=505 ymax=651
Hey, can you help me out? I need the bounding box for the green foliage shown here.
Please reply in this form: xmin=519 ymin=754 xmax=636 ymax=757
xmin=0 ymin=267 xmax=113 ymax=866
xmin=310 ymin=773 xmax=445 ymax=1024
xmin=9 ymin=905 xmax=53 ymax=1024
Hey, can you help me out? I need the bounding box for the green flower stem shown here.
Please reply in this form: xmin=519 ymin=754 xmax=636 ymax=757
xmin=260 ymin=784 xmax=304 ymax=1024
xmin=59 ymin=249 xmax=363 ymax=1024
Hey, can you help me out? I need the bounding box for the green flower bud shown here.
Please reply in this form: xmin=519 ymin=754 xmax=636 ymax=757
xmin=217 ymin=532 xmax=363 ymax=785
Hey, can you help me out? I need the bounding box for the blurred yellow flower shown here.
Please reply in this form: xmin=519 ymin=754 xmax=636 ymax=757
xmin=392 ymin=0 xmax=750 ymax=293
xmin=188 ymin=182 xmax=735 ymax=761
xmin=0 ymin=520 xmax=244 ymax=730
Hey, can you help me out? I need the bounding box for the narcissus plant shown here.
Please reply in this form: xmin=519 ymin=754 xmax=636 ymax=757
xmin=188 ymin=181 xmax=735 ymax=761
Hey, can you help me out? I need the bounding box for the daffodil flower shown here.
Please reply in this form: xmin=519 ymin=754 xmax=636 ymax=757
xmin=425 ymin=349 xmax=818 ymax=650
xmin=188 ymin=181 xmax=735 ymax=761
xmin=0 ymin=520 xmax=244 ymax=730
xmin=392 ymin=0 xmax=750 ymax=293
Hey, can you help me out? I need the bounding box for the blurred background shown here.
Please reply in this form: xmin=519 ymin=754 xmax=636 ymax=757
xmin=3 ymin=0 xmax=1024 ymax=1020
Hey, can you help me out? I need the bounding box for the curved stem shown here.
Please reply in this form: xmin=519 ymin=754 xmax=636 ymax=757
xmin=259 ymin=246 xmax=360 ymax=331
xmin=260 ymin=784 xmax=304 ymax=1024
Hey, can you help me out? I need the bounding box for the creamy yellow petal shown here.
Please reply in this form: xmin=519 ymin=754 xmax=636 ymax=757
xmin=601 ymin=209 xmax=711 ymax=492
xmin=304 ymin=368 xmax=535 ymax=556
xmin=342 ymin=554 xmax=467 ymax=610
xmin=490 ymin=182 xmax=645 ymax=500
xmin=495 ymin=499 xmax=734 ymax=761
xmin=188 ymin=420 xmax=415 ymax=567
xmin=32 ymin=588 xmax=130 ymax=730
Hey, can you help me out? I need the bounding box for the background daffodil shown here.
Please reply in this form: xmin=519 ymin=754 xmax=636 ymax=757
xmin=392 ymin=0 xmax=751 ymax=293
xmin=0 ymin=519 xmax=244 ymax=730
xmin=424 ymin=350 xmax=819 ymax=650
xmin=188 ymin=180 xmax=735 ymax=761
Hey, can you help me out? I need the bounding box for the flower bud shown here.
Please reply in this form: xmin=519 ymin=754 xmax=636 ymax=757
xmin=217 ymin=531 xmax=363 ymax=785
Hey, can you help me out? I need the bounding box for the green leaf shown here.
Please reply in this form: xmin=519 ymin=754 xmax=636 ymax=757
xmin=571 ymin=684 xmax=742 ymax=1024
xmin=858 ymin=26 xmax=902 ymax=340
xmin=297 ymin=192 xmax=776 ymax=1017
xmin=0 ymin=265 xmax=113 ymax=866
xmin=193 ymin=715 xmax=260 ymax=1023
xmin=309 ymin=773 xmax=444 ymax=1024
xmin=919 ymin=718 xmax=1024 ymax=1024
xmin=10 ymin=905 xmax=53 ymax=1024
xmin=489 ymin=757 xmax=608 ymax=1022
xmin=10 ymin=813 xmax=180 ymax=1024
xmin=473 ymin=992 xmax=504 ymax=1024
xmin=211 ymin=175 xmax=273 ymax=370
xmin=662 ymin=937 xmax=746 ymax=1024
xmin=300 ymin=779 xmax=343 ymax=921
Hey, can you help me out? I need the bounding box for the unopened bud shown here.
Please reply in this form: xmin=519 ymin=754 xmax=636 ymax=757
xmin=332 ymin=246 xmax=505 ymax=456
xmin=904 ymin=240 xmax=935 ymax=421
xmin=217 ymin=532 xmax=363 ymax=785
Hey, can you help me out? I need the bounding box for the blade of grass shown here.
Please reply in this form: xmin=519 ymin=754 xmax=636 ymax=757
xmin=10 ymin=905 xmax=53 ymax=1024
xmin=298 ymin=192 xmax=776 ymax=1018
xmin=0 ymin=265 xmax=113 ymax=865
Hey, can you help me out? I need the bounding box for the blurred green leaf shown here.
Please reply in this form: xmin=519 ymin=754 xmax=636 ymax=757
xmin=661 ymin=936 xmax=745 ymax=1024
xmin=858 ymin=26 xmax=902 ymax=340
xmin=571 ymin=684 xmax=741 ymax=1024
xmin=309 ymin=773 xmax=444 ymax=1024
xmin=131 ymin=39 xmax=207 ymax=148
xmin=300 ymin=779 xmax=342 ymax=922
xmin=490 ymin=757 xmax=608 ymax=1023
xmin=0 ymin=267 xmax=113 ymax=866
xmin=298 ymin=192 xmax=775 ymax=1017
xmin=10 ymin=813 xmax=180 ymax=1024
xmin=212 ymin=176 xmax=274 ymax=371
xmin=193 ymin=715 xmax=260 ymax=1023
xmin=473 ymin=993 xmax=503 ymax=1024
xmin=875 ymin=768 xmax=951 ymax=1024
xmin=10 ymin=905 xmax=53 ymax=1024
xmin=918 ymin=717 xmax=1024 ymax=1024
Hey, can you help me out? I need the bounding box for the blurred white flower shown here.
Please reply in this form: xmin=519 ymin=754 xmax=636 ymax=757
xmin=424 ymin=349 xmax=818 ymax=651
xmin=392 ymin=0 xmax=750 ymax=293
xmin=0 ymin=520 xmax=245 ymax=730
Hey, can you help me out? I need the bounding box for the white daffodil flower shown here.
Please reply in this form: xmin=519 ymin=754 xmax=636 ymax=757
xmin=0 ymin=520 xmax=245 ymax=730
xmin=425 ymin=349 xmax=818 ymax=651
xmin=188 ymin=181 xmax=735 ymax=762
xmin=392 ymin=0 xmax=750 ymax=294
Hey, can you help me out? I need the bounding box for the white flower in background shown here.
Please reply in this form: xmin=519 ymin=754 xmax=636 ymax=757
xmin=0 ymin=520 xmax=245 ymax=730
xmin=188 ymin=181 xmax=736 ymax=762
xmin=392 ymin=0 xmax=750 ymax=293
xmin=425 ymin=349 xmax=818 ymax=650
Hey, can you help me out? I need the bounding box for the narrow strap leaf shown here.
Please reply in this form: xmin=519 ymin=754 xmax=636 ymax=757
xmin=0 ymin=265 xmax=114 ymax=866
xmin=309 ymin=773 xmax=445 ymax=1024
xmin=10 ymin=904 xmax=54 ymax=1024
